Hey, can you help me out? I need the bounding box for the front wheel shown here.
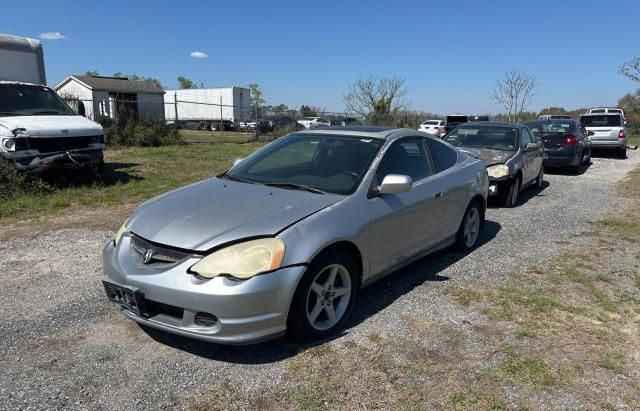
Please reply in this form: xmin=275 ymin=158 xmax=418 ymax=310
xmin=455 ymin=200 xmax=482 ymax=251
xmin=287 ymin=250 xmax=360 ymax=342
xmin=502 ymin=178 xmax=520 ymax=208
xmin=535 ymin=166 xmax=544 ymax=188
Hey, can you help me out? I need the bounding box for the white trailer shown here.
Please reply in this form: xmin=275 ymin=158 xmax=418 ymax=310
xmin=0 ymin=33 xmax=47 ymax=85
xmin=164 ymin=87 xmax=251 ymax=128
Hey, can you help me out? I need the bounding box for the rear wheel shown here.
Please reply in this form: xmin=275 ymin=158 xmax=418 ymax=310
xmin=583 ymin=147 xmax=591 ymax=164
xmin=455 ymin=201 xmax=482 ymax=251
xmin=618 ymin=147 xmax=627 ymax=159
xmin=287 ymin=250 xmax=360 ymax=342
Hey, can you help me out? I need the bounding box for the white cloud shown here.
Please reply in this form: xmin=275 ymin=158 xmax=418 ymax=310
xmin=190 ymin=51 xmax=207 ymax=59
xmin=39 ymin=32 xmax=67 ymax=40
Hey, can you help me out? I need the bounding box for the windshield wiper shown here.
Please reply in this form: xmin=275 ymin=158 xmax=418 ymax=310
xmin=218 ymin=172 xmax=256 ymax=184
xmin=264 ymin=182 xmax=326 ymax=194
xmin=29 ymin=110 xmax=67 ymax=116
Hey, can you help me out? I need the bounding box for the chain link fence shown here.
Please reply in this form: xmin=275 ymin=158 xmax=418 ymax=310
xmin=62 ymin=96 xmax=442 ymax=144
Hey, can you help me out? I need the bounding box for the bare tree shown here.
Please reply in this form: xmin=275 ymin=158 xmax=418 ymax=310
xmin=343 ymin=76 xmax=409 ymax=122
xmin=619 ymin=57 xmax=640 ymax=83
xmin=490 ymin=69 xmax=537 ymax=123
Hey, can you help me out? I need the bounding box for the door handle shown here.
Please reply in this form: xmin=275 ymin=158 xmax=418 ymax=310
xmin=434 ymin=192 xmax=444 ymax=199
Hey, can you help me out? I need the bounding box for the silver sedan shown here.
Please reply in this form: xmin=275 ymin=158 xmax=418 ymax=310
xmin=102 ymin=126 xmax=489 ymax=344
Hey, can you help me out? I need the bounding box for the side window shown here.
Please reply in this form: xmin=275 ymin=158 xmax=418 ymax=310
xmin=376 ymin=138 xmax=433 ymax=182
xmin=426 ymin=138 xmax=458 ymax=173
xmin=521 ymin=128 xmax=534 ymax=146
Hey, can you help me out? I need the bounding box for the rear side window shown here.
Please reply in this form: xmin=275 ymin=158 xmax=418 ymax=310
xmin=426 ymin=139 xmax=458 ymax=173
xmin=580 ymin=115 xmax=622 ymax=127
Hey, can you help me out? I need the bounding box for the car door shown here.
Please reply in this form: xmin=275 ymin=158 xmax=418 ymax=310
xmin=368 ymin=138 xmax=442 ymax=276
xmin=520 ymin=127 xmax=538 ymax=184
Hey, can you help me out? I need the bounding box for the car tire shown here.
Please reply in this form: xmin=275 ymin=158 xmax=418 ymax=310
xmin=502 ymin=177 xmax=520 ymax=208
xmin=287 ymin=250 xmax=360 ymax=342
xmin=455 ymin=200 xmax=483 ymax=251
xmin=535 ymin=166 xmax=544 ymax=188
xmin=618 ymin=147 xmax=627 ymax=159
xmin=583 ymin=148 xmax=591 ymax=164
xmin=96 ymin=159 xmax=105 ymax=174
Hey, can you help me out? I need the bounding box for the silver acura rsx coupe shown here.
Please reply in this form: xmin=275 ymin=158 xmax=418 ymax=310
xmin=102 ymin=126 xmax=488 ymax=345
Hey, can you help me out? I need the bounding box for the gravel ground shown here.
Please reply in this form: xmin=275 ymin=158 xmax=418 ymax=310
xmin=0 ymin=150 xmax=638 ymax=410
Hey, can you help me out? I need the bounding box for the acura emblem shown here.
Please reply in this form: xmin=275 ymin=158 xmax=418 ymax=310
xmin=142 ymin=249 xmax=156 ymax=264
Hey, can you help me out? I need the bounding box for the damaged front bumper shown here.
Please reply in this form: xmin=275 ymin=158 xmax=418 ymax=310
xmin=4 ymin=148 xmax=103 ymax=174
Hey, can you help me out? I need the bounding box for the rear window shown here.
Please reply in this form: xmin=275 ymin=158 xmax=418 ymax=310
xmin=426 ymin=139 xmax=458 ymax=172
xmin=527 ymin=122 xmax=575 ymax=134
xmin=580 ymin=115 xmax=622 ymax=127
xmin=423 ymin=120 xmax=440 ymax=125
xmin=447 ymin=115 xmax=468 ymax=123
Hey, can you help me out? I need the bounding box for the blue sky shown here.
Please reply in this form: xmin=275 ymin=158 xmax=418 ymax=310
xmin=2 ymin=0 xmax=639 ymax=114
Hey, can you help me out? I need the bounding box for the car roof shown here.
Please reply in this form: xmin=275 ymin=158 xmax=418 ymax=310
xmin=456 ymin=121 xmax=524 ymax=128
xmin=297 ymin=125 xmax=404 ymax=139
xmin=527 ymin=118 xmax=577 ymax=123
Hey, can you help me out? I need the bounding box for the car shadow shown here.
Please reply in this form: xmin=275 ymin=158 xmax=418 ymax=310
xmin=544 ymin=161 xmax=592 ymax=176
xmin=140 ymin=220 xmax=502 ymax=364
xmin=487 ymin=180 xmax=550 ymax=209
xmin=41 ymin=162 xmax=142 ymax=188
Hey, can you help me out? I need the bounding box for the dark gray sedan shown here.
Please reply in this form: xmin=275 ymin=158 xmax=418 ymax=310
xmin=444 ymin=122 xmax=545 ymax=207
xmin=525 ymin=119 xmax=592 ymax=173
xmin=103 ymin=126 xmax=488 ymax=345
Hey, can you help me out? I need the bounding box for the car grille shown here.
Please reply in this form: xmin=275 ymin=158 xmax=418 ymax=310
xmin=130 ymin=234 xmax=192 ymax=266
xmin=16 ymin=136 xmax=97 ymax=153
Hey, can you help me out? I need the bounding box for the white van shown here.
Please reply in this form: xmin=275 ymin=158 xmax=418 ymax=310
xmin=0 ymin=34 xmax=105 ymax=173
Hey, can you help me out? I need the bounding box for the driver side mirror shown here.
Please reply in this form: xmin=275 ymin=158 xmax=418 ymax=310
xmin=525 ymin=142 xmax=539 ymax=152
xmin=587 ymin=131 xmax=595 ymax=137
xmin=378 ymin=174 xmax=413 ymax=195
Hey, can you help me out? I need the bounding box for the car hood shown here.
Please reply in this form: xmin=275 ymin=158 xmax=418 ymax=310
xmin=459 ymin=147 xmax=514 ymax=166
xmin=128 ymin=178 xmax=344 ymax=251
xmin=0 ymin=115 xmax=103 ymax=137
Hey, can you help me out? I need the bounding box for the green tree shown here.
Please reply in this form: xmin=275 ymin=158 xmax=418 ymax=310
xmin=85 ymin=70 xmax=99 ymax=76
xmin=177 ymin=76 xmax=197 ymax=89
xmin=248 ymin=83 xmax=266 ymax=116
xmin=618 ymin=89 xmax=640 ymax=133
xmin=299 ymin=105 xmax=316 ymax=117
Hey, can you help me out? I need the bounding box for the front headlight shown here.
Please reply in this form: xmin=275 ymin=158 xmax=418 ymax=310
xmin=191 ymin=238 xmax=285 ymax=280
xmin=113 ymin=222 xmax=129 ymax=246
xmin=2 ymin=138 xmax=16 ymax=152
xmin=487 ymin=164 xmax=510 ymax=179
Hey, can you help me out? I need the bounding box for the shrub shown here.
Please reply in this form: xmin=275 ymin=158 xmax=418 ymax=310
xmin=0 ymin=156 xmax=51 ymax=201
xmin=100 ymin=117 xmax=183 ymax=147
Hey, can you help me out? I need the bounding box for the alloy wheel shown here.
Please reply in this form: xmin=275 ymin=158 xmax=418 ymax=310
xmin=463 ymin=207 xmax=480 ymax=248
xmin=306 ymin=264 xmax=352 ymax=331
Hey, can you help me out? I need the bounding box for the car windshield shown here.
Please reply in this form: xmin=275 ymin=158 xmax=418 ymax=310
xmin=0 ymin=84 xmax=75 ymax=116
xmin=423 ymin=120 xmax=439 ymax=125
xmin=445 ymin=126 xmax=518 ymax=151
xmin=526 ymin=121 xmax=574 ymax=134
xmin=226 ymin=134 xmax=383 ymax=195
xmin=580 ymin=115 xmax=622 ymax=127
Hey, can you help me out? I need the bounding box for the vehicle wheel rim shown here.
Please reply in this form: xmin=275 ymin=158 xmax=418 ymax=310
xmin=306 ymin=264 xmax=352 ymax=331
xmin=511 ymin=180 xmax=519 ymax=205
xmin=463 ymin=207 xmax=480 ymax=248
xmin=538 ymin=169 xmax=543 ymax=187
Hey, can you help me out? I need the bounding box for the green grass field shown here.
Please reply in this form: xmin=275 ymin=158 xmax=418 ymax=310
xmin=179 ymin=130 xmax=258 ymax=144
xmin=0 ymin=142 xmax=264 ymax=221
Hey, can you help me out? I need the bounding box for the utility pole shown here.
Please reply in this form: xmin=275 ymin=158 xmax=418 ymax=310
xmin=174 ymin=92 xmax=178 ymax=123
xmin=220 ymin=96 xmax=224 ymax=143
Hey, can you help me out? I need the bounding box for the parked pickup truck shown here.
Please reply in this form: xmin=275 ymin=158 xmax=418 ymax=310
xmin=0 ymin=81 xmax=105 ymax=173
